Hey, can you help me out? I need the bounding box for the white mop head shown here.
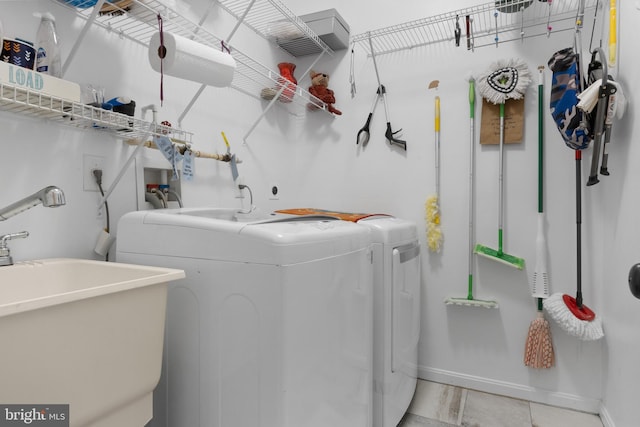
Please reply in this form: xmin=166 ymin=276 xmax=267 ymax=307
xmin=477 ymin=58 xmax=532 ymax=104
xmin=543 ymin=293 xmax=604 ymax=341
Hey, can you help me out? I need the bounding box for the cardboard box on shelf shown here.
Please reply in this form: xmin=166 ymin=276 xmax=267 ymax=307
xmin=0 ymin=60 xmax=81 ymax=102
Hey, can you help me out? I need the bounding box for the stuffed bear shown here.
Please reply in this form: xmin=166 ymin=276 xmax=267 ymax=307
xmin=308 ymin=70 xmax=342 ymax=115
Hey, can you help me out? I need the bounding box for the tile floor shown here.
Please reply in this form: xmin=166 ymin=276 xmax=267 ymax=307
xmin=397 ymin=380 xmax=604 ymax=427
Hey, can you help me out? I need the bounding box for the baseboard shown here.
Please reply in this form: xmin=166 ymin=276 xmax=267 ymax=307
xmin=418 ymin=366 xmax=602 ymax=414
xmin=599 ymin=404 xmax=615 ymax=427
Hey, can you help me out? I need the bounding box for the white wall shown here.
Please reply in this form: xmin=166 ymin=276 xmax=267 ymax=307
xmin=286 ymin=1 xmax=637 ymax=424
xmin=1 ymin=1 xmax=638 ymax=425
xmin=597 ymin=2 xmax=640 ymax=426
xmin=286 ymin=0 xmax=607 ymax=413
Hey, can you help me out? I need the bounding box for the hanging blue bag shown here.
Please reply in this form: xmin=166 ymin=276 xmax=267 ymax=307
xmin=548 ymin=47 xmax=592 ymax=150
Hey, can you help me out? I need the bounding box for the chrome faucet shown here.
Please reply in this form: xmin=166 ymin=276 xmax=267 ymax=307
xmin=0 ymin=186 xmax=66 ymax=221
xmin=0 ymin=186 xmax=66 ymax=266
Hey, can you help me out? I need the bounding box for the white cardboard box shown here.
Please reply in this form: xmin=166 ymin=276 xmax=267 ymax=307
xmin=0 ymin=61 xmax=81 ymax=102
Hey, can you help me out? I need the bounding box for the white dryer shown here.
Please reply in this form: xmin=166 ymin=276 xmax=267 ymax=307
xmin=359 ymin=216 xmax=420 ymax=427
xmin=275 ymin=209 xmax=421 ymax=427
xmin=116 ymin=208 xmax=373 ymax=427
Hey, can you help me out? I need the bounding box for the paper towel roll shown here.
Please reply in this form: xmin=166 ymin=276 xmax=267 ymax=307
xmin=148 ymin=31 xmax=236 ymax=87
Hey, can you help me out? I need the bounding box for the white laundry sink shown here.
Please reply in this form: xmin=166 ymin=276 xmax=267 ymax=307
xmin=0 ymin=258 xmax=185 ymax=427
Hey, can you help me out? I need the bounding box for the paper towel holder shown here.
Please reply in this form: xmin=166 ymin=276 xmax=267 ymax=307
xmin=148 ymin=31 xmax=237 ymax=88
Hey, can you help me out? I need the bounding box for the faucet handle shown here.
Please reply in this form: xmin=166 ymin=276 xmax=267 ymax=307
xmin=0 ymin=231 xmax=30 ymax=247
xmin=0 ymin=231 xmax=29 ymax=266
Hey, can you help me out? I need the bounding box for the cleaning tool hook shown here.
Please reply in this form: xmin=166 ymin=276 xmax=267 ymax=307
xmin=455 ymin=15 xmax=461 ymax=47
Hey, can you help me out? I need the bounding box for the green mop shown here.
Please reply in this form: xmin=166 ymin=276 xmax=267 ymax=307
xmin=445 ymin=77 xmax=497 ymax=308
xmin=474 ymin=58 xmax=531 ymax=269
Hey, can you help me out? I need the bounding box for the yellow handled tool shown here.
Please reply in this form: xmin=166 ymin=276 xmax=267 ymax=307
xmin=609 ymin=0 xmax=617 ymax=68
xmin=221 ymin=131 xmax=239 ymax=180
xmin=221 ymin=131 xmax=231 ymax=153
xmin=426 ymin=93 xmax=442 ymax=252
xmin=435 ymin=96 xmax=441 ymax=132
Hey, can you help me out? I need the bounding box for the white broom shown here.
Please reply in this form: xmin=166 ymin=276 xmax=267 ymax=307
xmin=524 ymin=66 xmax=554 ymax=368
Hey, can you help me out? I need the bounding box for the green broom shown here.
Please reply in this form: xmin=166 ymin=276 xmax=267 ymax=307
xmin=445 ymin=77 xmax=497 ymax=308
xmin=524 ymin=66 xmax=554 ymax=368
xmin=474 ymin=58 xmax=531 ymax=269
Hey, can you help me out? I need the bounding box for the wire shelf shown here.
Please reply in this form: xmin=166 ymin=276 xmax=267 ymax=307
xmin=0 ymin=81 xmax=193 ymax=143
xmin=352 ymin=0 xmax=600 ymax=56
xmin=54 ymin=0 xmax=326 ymax=110
xmin=217 ymin=0 xmax=334 ymax=56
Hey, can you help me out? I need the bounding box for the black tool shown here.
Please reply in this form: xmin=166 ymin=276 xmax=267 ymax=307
xmin=356 ymin=85 xmax=405 ymax=150
xmin=586 ymin=48 xmax=617 ymax=186
xmin=359 ymin=35 xmax=406 ymax=151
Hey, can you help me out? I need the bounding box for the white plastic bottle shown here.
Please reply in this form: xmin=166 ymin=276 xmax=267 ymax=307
xmin=35 ymin=12 xmax=61 ymax=77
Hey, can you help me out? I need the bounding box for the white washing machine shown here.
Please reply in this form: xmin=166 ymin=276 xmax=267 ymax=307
xmin=276 ymin=209 xmax=421 ymax=427
xmin=116 ymin=208 xmax=373 ymax=427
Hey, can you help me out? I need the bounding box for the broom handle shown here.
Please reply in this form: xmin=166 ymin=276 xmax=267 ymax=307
xmin=538 ymin=68 xmax=544 ymax=214
xmin=435 ymin=96 xmax=441 ymax=196
xmin=537 ymin=66 xmax=545 ymax=308
xmin=498 ymin=102 xmax=505 ymax=256
xmin=468 ymin=78 xmax=476 ymax=299
xmin=575 ymin=149 xmax=583 ymax=308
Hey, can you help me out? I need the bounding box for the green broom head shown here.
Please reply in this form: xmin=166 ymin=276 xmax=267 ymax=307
xmin=474 ymin=242 xmax=525 ymax=270
xmin=543 ymin=293 xmax=604 ymax=341
xmin=477 ymin=58 xmax=532 ymax=104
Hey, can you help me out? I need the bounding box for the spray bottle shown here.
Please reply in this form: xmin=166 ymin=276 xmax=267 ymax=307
xmin=34 ymin=12 xmax=61 ymax=77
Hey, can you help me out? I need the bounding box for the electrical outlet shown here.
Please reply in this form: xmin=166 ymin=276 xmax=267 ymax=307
xmin=268 ymin=183 xmax=279 ymax=200
xmin=83 ymin=154 xmax=105 ymax=192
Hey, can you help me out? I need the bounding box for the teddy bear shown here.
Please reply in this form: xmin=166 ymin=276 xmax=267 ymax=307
xmin=307 ymin=70 xmax=342 ymax=115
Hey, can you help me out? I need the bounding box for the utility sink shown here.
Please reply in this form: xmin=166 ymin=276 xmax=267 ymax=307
xmin=0 ymin=258 xmax=185 ymax=427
